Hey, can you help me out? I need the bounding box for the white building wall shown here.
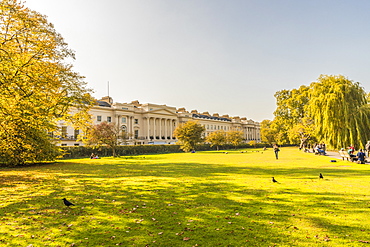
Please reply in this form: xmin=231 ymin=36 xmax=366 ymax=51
xmin=57 ymin=98 xmax=260 ymax=146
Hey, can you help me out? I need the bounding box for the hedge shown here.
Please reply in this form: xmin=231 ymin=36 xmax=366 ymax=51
xmin=60 ymin=143 xmax=268 ymax=159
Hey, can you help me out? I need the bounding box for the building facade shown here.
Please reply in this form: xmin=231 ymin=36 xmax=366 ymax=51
xmin=58 ymin=96 xmax=261 ymax=146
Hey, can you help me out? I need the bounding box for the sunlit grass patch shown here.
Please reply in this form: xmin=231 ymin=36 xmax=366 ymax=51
xmin=1 ymin=147 xmax=370 ymax=246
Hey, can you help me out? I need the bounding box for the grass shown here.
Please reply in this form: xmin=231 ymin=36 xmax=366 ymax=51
xmin=1 ymin=147 xmax=370 ymax=246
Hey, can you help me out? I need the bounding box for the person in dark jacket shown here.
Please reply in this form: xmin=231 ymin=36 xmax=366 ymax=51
xmin=273 ymin=144 xmax=280 ymax=160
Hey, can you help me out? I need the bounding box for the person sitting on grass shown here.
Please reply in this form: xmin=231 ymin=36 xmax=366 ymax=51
xmin=348 ymin=145 xmax=355 ymax=154
xmin=348 ymin=147 xmax=357 ymax=159
xmin=357 ymin=149 xmax=366 ymax=164
xmin=314 ymin=144 xmax=326 ymax=155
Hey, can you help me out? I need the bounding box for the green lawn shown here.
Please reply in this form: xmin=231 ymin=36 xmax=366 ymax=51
xmin=1 ymin=147 xmax=370 ymax=246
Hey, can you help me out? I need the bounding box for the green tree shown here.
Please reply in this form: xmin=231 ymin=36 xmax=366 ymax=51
xmin=0 ymin=0 xmax=92 ymax=166
xmin=85 ymin=122 xmax=121 ymax=157
xmin=260 ymin=119 xmax=276 ymax=145
xmin=272 ymin=85 xmax=311 ymax=146
xmin=269 ymin=120 xmax=289 ymax=145
xmin=206 ymin=130 xmax=226 ymax=151
xmin=308 ymin=74 xmax=370 ymax=149
xmin=226 ymin=130 xmax=244 ymax=149
xmin=286 ymin=117 xmax=315 ymax=149
xmin=174 ymin=121 xmax=205 ymax=152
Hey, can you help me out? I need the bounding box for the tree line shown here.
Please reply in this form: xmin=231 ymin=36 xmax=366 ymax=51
xmin=173 ymin=120 xmax=254 ymax=152
xmin=261 ymin=74 xmax=370 ymax=150
xmin=85 ymin=120 xmax=253 ymax=156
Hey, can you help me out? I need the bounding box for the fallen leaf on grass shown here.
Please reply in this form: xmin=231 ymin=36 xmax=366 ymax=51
xmin=183 ymin=237 xmax=190 ymax=241
xmin=324 ymin=235 xmax=330 ymax=241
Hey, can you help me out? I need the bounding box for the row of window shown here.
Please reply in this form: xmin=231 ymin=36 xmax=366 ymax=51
xmin=205 ymin=124 xmax=230 ymax=131
xmin=97 ymin=116 xmax=138 ymax=124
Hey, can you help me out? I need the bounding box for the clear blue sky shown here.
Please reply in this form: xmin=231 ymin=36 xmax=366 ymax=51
xmin=25 ymin=0 xmax=370 ymax=122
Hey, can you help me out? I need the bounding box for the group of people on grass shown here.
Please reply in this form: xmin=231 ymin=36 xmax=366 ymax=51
xmin=313 ymin=143 xmax=326 ymax=155
xmin=344 ymin=143 xmax=368 ymax=164
xmin=300 ymin=143 xmax=326 ymax=155
xmin=90 ymin=153 xmax=100 ymax=159
xmin=300 ymin=141 xmax=370 ymax=164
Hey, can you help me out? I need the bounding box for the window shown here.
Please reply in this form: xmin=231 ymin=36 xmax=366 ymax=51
xmin=74 ymin=129 xmax=79 ymax=139
xmin=134 ymin=119 xmax=138 ymax=124
xmin=61 ymin=144 xmax=67 ymax=146
xmin=107 ymin=116 xmax=112 ymax=122
xmin=134 ymin=130 xmax=139 ymax=138
xmin=97 ymin=115 xmax=102 ymax=122
xmin=122 ymin=117 xmax=126 ymax=123
xmin=74 ymin=144 xmax=80 ymax=146
xmin=61 ymin=126 xmax=67 ymax=138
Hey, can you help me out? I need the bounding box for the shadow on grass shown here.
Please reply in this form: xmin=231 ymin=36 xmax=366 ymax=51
xmin=1 ymin=173 xmax=370 ymax=246
xmin=1 ymin=155 xmax=370 ymax=246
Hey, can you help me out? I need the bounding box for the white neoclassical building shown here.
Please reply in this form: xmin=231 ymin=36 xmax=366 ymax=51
xmin=58 ymin=96 xmax=260 ymax=146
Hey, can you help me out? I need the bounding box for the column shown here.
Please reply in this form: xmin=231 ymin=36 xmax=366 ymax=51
xmin=159 ymin=118 xmax=162 ymax=138
xmin=147 ymin=117 xmax=150 ymax=139
xmin=153 ymin=118 xmax=156 ymax=138
xmin=165 ymin=119 xmax=168 ymax=138
xmin=129 ymin=117 xmax=133 ymax=139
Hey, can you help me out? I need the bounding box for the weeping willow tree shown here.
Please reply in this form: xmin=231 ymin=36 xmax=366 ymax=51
xmin=308 ymin=75 xmax=370 ymax=149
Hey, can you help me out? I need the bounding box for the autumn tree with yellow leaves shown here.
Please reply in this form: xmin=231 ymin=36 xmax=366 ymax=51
xmin=206 ymin=130 xmax=226 ymax=151
xmin=0 ymin=0 xmax=92 ymax=166
xmin=226 ymin=130 xmax=244 ymax=149
xmin=174 ymin=121 xmax=205 ymax=152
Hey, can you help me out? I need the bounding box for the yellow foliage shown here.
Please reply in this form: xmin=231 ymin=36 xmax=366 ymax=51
xmin=0 ymin=0 xmax=93 ymax=165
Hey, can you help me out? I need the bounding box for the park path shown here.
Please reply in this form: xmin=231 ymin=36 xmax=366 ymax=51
xmin=320 ymin=150 xmax=369 ymax=163
xmin=325 ymin=151 xmax=342 ymax=160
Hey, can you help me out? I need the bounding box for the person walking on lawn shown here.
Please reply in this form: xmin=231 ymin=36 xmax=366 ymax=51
xmin=273 ymin=144 xmax=280 ymax=160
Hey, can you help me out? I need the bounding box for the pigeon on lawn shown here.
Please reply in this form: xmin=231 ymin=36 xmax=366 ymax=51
xmin=272 ymin=177 xmax=278 ymax=183
xmin=63 ymin=198 xmax=75 ymax=207
xmin=319 ymin=173 xmax=324 ymax=179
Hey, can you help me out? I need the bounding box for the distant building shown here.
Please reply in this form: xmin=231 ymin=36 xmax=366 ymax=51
xmin=57 ymin=96 xmax=260 ymax=146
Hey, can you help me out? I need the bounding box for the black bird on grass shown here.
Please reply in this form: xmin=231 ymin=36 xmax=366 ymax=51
xmin=63 ymin=198 xmax=75 ymax=207
xmin=272 ymin=177 xmax=278 ymax=183
xmin=319 ymin=173 xmax=324 ymax=179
